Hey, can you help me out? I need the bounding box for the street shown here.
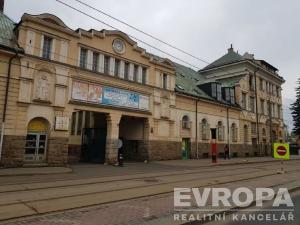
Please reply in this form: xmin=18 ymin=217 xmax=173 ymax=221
xmin=0 ymin=158 xmax=299 ymax=225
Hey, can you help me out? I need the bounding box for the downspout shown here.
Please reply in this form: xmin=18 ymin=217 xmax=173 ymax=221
xmin=0 ymin=51 xmax=18 ymax=162
xmin=253 ymin=67 xmax=260 ymax=155
xmin=196 ymin=100 xmax=198 ymax=159
xmin=226 ymin=107 xmax=230 ymax=156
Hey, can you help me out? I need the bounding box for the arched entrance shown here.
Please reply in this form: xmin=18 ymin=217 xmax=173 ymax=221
xmin=24 ymin=117 xmax=49 ymax=162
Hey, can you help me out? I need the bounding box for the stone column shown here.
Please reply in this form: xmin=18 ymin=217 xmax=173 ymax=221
xmin=105 ymin=113 xmax=121 ymax=164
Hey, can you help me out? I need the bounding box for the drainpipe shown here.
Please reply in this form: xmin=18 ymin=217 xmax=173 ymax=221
xmin=226 ymin=106 xmax=230 ymax=156
xmin=0 ymin=51 xmax=18 ymax=162
xmin=253 ymin=67 xmax=260 ymax=155
xmin=196 ymin=100 xmax=199 ymax=159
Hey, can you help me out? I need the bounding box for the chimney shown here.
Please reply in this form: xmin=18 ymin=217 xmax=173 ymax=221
xmin=0 ymin=0 xmax=4 ymax=13
xmin=228 ymin=44 xmax=234 ymax=53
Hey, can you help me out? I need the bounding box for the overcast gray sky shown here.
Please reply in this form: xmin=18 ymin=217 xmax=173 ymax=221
xmin=3 ymin=0 xmax=300 ymax=107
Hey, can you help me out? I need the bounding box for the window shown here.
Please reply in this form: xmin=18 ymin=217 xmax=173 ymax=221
xmin=211 ymin=83 xmax=216 ymax=98
xmin=230 ymin=89 xmax=235 ymax=104
xmin=249 ymin=97 xmax=255 ymax=112
xmin=262 ymin=128 xmax=266 ymax=136
xmin=276 ymin=86 xmax=280 ymax=97
xmin=277 ymin=105 xmax=281 ymax=118
xmin=251 ymin=122 xmax=257 ymax=135
xmin=224 ymin=88 xmax=230 ymax=101
xmin=163 ymin=73 xmax=168 ymax=89
xmin=42 ymin=36 xmax=53 ymax=59
xmin=77 ymin=111 xmax=83 ymax=135
xmin=92 ymin=52 xmax=99 ymax=72
xmin=217 ymin=84 xmax=222 ymax=101
xmin=201 ymin=119 xmax=209 ymax=140
xmin=133 ymin=65 xmax=139 ymax=82
xmin=71 ymin=112 xmax=76 ymax=135
xmin=272 ymin=103 xmax=275 ymax=117
xmin=182 ymin=115 xmax=190 ymax=129
xmin=79 ymin=48 xmax=88 ymax=69
xmin=114 ymin=59 xmax=120 ymax=77
xmin=104 ymin=56 xmax=110 ymax=74
xmin=124 ymin=62 xmax=129 ymax=80
xmin=217 ymin=121 xmax=224 ymax=141
xmin=260 ymin=99 xmax=265 ymax=115
xmin=241 ymin=93 xmax=247 ymax=109
xmin=244 ymin=125 xmax=248 ymax=143
xmin=259 ymin=78 xmax=263 ymax=91
xmin=267 ymin=101 xmax=271 ymax=116
xmin=249 ymin=75 xmax=254 ymax=91
xmin=231 ymin=123 xmax=238 ymax=142
xmin=142 ymin=67 xmax=147 ymax=84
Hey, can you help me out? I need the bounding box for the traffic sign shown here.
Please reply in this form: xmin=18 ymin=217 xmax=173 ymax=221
xmin=273 ymin=143 xmax=290 ymax=160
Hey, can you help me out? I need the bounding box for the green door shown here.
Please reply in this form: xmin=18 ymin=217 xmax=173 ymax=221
xmin=182 ymin=138 xmax=190 ymax=160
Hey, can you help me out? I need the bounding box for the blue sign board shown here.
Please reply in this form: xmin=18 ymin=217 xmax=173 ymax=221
xmin=102 ymin=87 xmax=139 ymax=109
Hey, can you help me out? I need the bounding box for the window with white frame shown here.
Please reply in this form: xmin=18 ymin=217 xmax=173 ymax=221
xmin=114 ymin=59 xmax=120 ymax=77
xmin=124 ymin=62 xmax=129 ymax=80
xmin=133 ymin=65 xmax=139 ymax=82
xmin=79 ymin=48 xmax=88 ymax=69
xmin=201 ymin=119 xmax=210 ymax=140
xmin=42 ymin=36 xmax=53 ymax=59
xmin=104 ymin=56 xmax=110 ymax=74
xmin=142 ymin=67 xmax=147 ymax=84
xmin=231 ymin=123 xmax=238 ymax=142
xmin=92 ymin=52 xmax=99 ymax=72
xmin=217 ymin=121 xmax=224 ymax=141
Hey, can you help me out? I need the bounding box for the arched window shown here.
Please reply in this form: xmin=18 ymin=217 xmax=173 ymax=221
xmin=231 ymin=123 xmax=238 ymax=142
xmin=182 ymin=115 xmax=190 ymax=129
xmin=217 ymin=121 xmax=224 ymax=141
xmin=262 ymin=128 xmax=266 ymax=136
xmin=201 ymin=119 xmax=209 ymax=140
xmin=244 ymin=125 xmax=248 ymax=143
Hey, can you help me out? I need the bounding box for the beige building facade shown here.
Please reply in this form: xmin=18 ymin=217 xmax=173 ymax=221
xmin=0 ymin=12 xmax=285 ymax=167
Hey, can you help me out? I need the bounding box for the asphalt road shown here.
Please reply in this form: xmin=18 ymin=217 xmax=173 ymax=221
xmin=188 ymin=190 xmax=300 ymax=225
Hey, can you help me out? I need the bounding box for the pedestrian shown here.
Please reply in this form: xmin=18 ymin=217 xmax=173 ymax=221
xmin=224 ymin=144 xmax=230 ymax=159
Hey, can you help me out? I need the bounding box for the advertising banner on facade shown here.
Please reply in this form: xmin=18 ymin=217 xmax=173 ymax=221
xmin=72 ymin=81 xmax=149 ymax=111
xmin=139 ymin=95 xmax=149 ymax=110
xmin=72 ymin=81 xmax=88 ymax=101
xmin=88 ymin=84 xmax=102 ymax=103
xmin=103 ymin=87 xmax=139 ymax=109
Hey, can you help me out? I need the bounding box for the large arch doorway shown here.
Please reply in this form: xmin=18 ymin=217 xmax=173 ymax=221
xmin=25 ymin=117 xmax=49 ymax=162
xmin=119 ymin=116 xmax=146 ymax=161
xmin=80 ymin=112 xmax=107 ymax=163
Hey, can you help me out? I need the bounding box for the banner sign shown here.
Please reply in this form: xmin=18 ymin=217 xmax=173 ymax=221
xmin=72 ymin=81 xmax=149 ymax=111
xmin=103 ymin=87 xmax=139 ymax=109
xmin=88 ymin=84 xmax=102 ymax=103
xmin=72 ymin=81 xmax=88 ymax=101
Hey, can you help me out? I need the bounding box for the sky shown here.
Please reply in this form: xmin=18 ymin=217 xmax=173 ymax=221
xmin=3 ymin=0 xmax=299 ymax=128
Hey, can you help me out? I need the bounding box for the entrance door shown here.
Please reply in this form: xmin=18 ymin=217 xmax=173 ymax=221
xmin=182 ymin=138 xmax=190 ymax=159
xmin=25 ymin=133 xmax=47 ymax=162
xmin=81 ymin=128 xmax=106 ymax=163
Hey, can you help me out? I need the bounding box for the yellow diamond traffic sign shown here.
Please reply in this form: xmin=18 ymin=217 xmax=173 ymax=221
xmin=273 ymin=143 xmax=290 ymax=160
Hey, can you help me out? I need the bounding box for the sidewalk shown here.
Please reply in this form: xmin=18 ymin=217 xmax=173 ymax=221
xmin=0 ymin=167 xmax=72 ymax=176
xmin=0 ymin=156 xmax=299 ymax=177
